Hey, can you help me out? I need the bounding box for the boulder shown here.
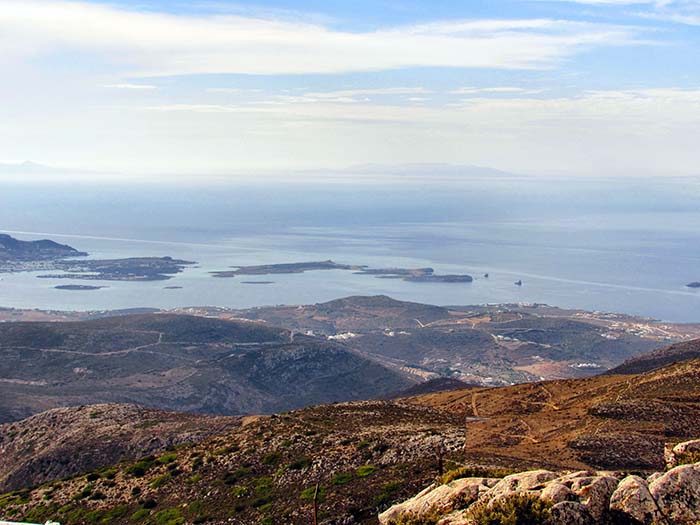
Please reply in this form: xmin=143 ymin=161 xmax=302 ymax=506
xmin=437 ymin=509 xmax=471 ymax=525
xmin=647 ymin=472 xmax=662 ymax=484
xmin=545 ymin=501 xmax=594 ymax=525
xmin=574 ymin=475 xmax=619 ymax=520
xmin=609 ymin=475 xmax=662 ymax=525
xmin=378 ymin=477 xmax=497 ymax=525
xmin=540 ymin=482 xmax=575 ymax=504
xmin=484 ymin=469 xmax=558 ymax=503
xmin=673 ymin=439 xmax=700 ymax=457
xmin=665 ymin=439 xmax=700 ymax=469
xmin=650 ymin=463 xmax=700 ymax=524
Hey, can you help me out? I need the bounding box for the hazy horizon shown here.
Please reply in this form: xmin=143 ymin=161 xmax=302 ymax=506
xmin=2 ymin=0 xmax=700 ymax=178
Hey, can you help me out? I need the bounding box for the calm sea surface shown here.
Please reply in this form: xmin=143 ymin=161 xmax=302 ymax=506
xmin=1 ymin=176 xmax=699 ymax=322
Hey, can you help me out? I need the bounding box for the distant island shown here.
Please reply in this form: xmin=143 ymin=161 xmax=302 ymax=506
xmin=0 ymin=233 xmax=87 ymax=273
xmin=212 ymin=260 xmax=473 ymax=284
xmin=687 ymin=282 xmax=700 ymax=288
xmin=38 ymin=256 xmax=195 ymax=281
xmin=54 ymin=284 xmax=106 ymax=291
xmin=356 ymin=266 xmax=473 ymax=283
xmin=211 ymin=260 xmax=362 ymax=277
xmin=0 ymin=234 xmax=194 ymax=282
xmin=3 ymin=234 xmax=474 ymax=286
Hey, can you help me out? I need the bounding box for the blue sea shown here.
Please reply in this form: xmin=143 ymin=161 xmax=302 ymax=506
xmin=1 ymin=175 xmax=700 ymax=322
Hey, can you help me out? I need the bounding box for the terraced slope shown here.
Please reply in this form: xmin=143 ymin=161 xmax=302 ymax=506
xmin=409 ymin=358 xmax=700 ymax=471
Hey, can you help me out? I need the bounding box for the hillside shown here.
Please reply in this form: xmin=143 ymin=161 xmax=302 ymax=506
xmin=0 ymin=313 xmax=412 ymax=422
xmin=225 ymin=296 xmax=666 ymax=384
xmin=236 ymin=295 xmax=453 ymax=333
xmin=409 ymin=358 xmax=700 ymax=471
xmin=608 ymin=338 xmax=700 ymax=374
xmin=0 ymin=404 xmax=239 ymax=493
xmin=0 ymin=401 xmax=465 ymax=525
xmin=0 ymin=233 xmax=86 ymax=263
xmin=2 ymin=358 xmax=699 ymax=524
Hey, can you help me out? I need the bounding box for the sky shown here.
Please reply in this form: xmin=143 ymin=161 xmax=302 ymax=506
xmin=1 ymin=0 xmax=699 ymax=177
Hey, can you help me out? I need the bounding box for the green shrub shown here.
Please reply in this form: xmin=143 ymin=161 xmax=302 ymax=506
xmin=150 ymin=473 xmax=172 ymax=489
xmin=251 ymin=495 xmax=273 ymax=508
xmin=441 ymin=466 xmax=519 ymax=485
xmin=300 ymin=486 xmax=325 ymax=502
xmin=388 ymin=508 xmax=443 ymax=525
xmin=101 ymin=505 xmax=129 ymax=523
xmin=289 ymin=457 xmax=311 ymax=470
xmin=468 ymin=494 xmax=552 ymax=525
xmin=101 ymin=469 xmax=118 ymax=480
xmin=356 ymin=465 xmax=378 ymax=477
xmin=22 ymin=503 xmax=58 ymax=523
xmin=375 ymin=480 xmax=403 ymax=506
xmin=262 ymin=452 xmax=281 ymax=465
xmin=84 ymin=509 xmax=105 ymax=522
xmin=127 ymin=458 xmax=155 ymax=478
xmin=231 ymin=485 xmax=248 ymax=498
xmin=331 ymin=472 xmax=353 ymax=485
xmin=676 ymin=451 xmax=700 ymax=467
xmin=213 ymin=445 xmax=239 ymax=456
xmin=73 ymin=484 xmax=94 ymax=500
xmin=223 ymin=468 xmax=252 ymax=485
xmin=131 ymin=509 xmax=150 ymax=522
xmin=154 ymin=508 xmax=185 ymax=525
xmin=255 ymin=476 xmax=273 ymax=493
xmin=157 ymin=453 xmax=178 ymax=465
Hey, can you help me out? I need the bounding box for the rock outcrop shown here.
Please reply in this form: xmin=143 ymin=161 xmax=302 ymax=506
xmin=379 ymin=439 xmax=700 ymax=525
xmin=665 ymin=438 xmax=700 ymax=469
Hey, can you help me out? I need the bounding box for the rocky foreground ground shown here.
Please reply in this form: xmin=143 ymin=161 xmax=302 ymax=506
xmin=380 ymin=439 xmax=700 ymax=525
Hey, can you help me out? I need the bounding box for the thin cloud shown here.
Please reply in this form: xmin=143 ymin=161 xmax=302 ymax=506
xmin=450 ymin=87 xmax=545 ymax=95
xmin=0 ymin=1 xmax=641 ymax=76
xmin=540 ymin=0 xmax=700 ymax=25
xmin=103 ymin=83 xmax=158 ymax=90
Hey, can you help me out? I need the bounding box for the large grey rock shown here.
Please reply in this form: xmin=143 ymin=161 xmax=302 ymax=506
xmin=610 ymin=475 xmax=662 ymax=525
xmin=378 ymin=477 xmax=497 ymax=525
xmin=545 ymin=501 xmax=594 ymax=525
xmin=650 ymin=463 xmax=700 ymax=523
xmin=673 ymin=439 xmax=700 ymax=456
xmin=574 ymin=475 xmax=618 ymax=520
xmin=484 ymin=469 xmax=558 ymax=502
xmin=540 ymin=482 xmax=575 ymax=504
xmin=666 ymin=439 xmax=700 ymax=469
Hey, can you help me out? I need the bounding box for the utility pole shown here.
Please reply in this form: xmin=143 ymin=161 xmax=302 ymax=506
xmin=435 ymin=438 xmax=446 ymax=478
xmin=312 ymin=479 xmax=320 ymax=525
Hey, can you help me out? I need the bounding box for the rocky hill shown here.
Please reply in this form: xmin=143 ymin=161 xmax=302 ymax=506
xmin=608 ymin=338 xmax=700 ymax=375
xmin=0 ymin=233 xmax=86 ymax=263
xmin=1 ymin=357 xmax=699 ymax=524
xmin=0 ymin=313 xmax=412 ymax=422
xmin=236 ymin=295 xmax=453 ymax=333
xmin=0 ymin=404 xmax=239 ymax=493
xmin=225 ymin=296 xmax=666 ymax=385
xmin=408 ymin=358 xmax=700 ymax=472
xmin=0 ymin=401 xmax=465 ymax=525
